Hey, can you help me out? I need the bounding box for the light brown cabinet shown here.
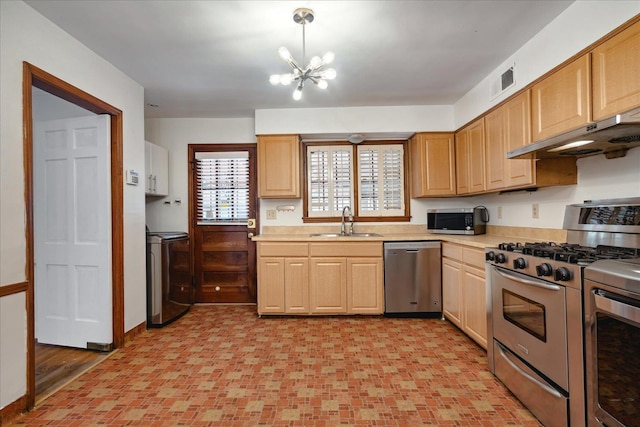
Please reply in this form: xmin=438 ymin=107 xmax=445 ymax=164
xmin=257 ymin=241 xmax=383 ymax=315
xmin=484 ymin=91 xmax=578 ymax=192
xmin=592 ymin=20 xmax=640 ymax=120
xmin=257 ymin=134 xmax=301 ymax=198
xmin=257 ymin=242 xmax=309 ymax=315
xmin=531 ymin=54 xmax=591 ymax=142
xmin=410 ymin=133 xmax=456 ymax=197
xmin=455 ymin=119 xmax=485 ymax=195
xmin=441 ymin=242 xmax=487 ymax=349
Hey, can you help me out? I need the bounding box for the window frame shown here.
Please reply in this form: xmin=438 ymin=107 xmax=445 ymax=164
xmin=302 ymin=140 xmax=411 ymax=223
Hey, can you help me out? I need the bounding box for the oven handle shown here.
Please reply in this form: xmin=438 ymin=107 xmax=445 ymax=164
xmin=495 ymin=341 xmax=565 ymax=400
xmin=493 ymin=267 xmax=561 ymax=292
xmin=594 ymin=291 xmax=640 ymax=324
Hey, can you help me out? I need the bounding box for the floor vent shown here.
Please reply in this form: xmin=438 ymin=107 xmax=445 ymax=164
xmin=491 ymin=65 xmax=515 ymax=99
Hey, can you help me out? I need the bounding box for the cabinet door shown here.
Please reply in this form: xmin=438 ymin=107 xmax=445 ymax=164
xmin=257 ymin=257 xmax=285 ymax=314
xmin=410 ymin=133 xmax=456 ymax=197
xmin=484 ymin=107 xmax=506 ymax=191
xmin=257 ymin=135 xmax=300 ymax=198
xmin=442 ymin=257 xmax=463 ymax=328
xmin=285 ymin=258 xmax=309 ymax=314
xmin=504 ymin=91 xmax=534 ymax=188
xmin=151 ymin=143 xmax=169 ymax=196
xmin=532 ymin=54 xmax=591 ymax=141
xmin=468 ymin=119 xmax=486 ymax=194
xmin=462 ymin=265 xmax=487 ymax=349
xmin=455 ymin=131 xmax=470 ymax=194
xmin=347 ymin=257 xmax=384 ymax=314
xmin=592 ymin=21 xmax=640 ymax=120
xmin=309 ymin=258 xmax=347 ymax=314
xmin=144 ymin=141 xmax=153 ymax=193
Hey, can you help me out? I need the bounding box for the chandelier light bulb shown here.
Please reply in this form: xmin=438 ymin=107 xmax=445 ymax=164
xmin=321 ymin=51 xmax=335 ymax=64
xmin=317 ymin=79 xmax=328 ymax=89
xmin=278 ymin=46 xmax=292 ymax=62
xmin=308 ymin=56 xmax=322 ymax=69
xmin=321 ymin=68 xmax=337 ymax=80
xmin=293 ymin=87 xmax=303 ymax=100
xmin=280 ymin=74 xmax=293 ymax=85
xmin=269 ymin=74 xmax=281 ymax=85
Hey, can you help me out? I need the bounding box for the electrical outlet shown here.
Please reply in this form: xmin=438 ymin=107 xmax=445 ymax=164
xmin=497 ymin=206 xmax=503 ymax=219
xmin=266 ymin=209 xmax=277 ymax=220
xmin=532 ymin=203 xmax=539 ymax=219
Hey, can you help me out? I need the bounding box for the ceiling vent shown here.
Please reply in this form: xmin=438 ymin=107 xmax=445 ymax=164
xmin=490 ymin=65 xmax=515 ymax=99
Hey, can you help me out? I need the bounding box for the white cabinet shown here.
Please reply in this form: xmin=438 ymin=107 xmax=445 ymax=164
xmin=145 ymin=141 xmax=168 ymax=196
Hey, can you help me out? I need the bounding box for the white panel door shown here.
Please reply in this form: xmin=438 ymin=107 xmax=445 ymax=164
xmin=34 ymin=115 xmax=112 ymax=348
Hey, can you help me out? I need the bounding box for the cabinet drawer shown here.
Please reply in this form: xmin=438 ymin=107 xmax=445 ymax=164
xmin=463 ymin=247 xmax=485 ymax=269
xmin=310 ymin=242 xmax=382 ymax=257
xmin=258 ymin=242 xmax=308 ymax=257
xmin=442 ymin=242 xmax=463 ymax=260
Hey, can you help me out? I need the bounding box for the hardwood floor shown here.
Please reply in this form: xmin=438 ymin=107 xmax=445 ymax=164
xmin=35 ymin=343 xmax=111 ymax=403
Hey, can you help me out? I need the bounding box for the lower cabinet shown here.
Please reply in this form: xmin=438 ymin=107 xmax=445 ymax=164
xmin=442 ymin=242 xmax=487 ymax=349
xmin=257 ymin=241 xmax=383 ymax=315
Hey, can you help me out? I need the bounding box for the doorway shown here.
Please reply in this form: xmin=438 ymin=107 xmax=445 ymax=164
xmin=188 ymin=144 xmax=258 ymax=303
xmin=23 ymin=62 xmax=124 ymax=408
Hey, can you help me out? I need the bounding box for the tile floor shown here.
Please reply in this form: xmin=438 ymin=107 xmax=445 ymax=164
xmin=11 ymin=305 xmax=541 ymax=426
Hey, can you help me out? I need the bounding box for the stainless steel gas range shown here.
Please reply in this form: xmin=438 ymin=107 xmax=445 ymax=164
xmin=486 ymin=198 xmax=640 ymax=427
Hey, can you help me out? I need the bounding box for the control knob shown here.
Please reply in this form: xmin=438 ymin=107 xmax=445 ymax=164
xmin=486 ymin=251 xmax=495 ymax=261
xmin=536 ymin=263 xmax=553 ymax=277
xmin=496 ymin=253 xmax=507 ymax=264
xmin=554 ymin=267 xmax=572 ymax=282
xmin=513 ymin=257 xmax=527 ymax=270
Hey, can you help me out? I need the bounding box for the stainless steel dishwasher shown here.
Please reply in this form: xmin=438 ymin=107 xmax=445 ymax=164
xmin=384 ymin=241 xmax=442 ymax=316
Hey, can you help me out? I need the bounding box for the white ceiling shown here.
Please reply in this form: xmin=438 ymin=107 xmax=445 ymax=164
xmin=24 ymin=0 xmax=574 ymax=119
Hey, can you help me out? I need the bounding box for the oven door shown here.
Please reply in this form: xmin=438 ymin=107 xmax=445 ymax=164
xmin=584 ymin=280 xmax=640 ymax=427
xmin=491 ymin=265 xmax=569 ymax=391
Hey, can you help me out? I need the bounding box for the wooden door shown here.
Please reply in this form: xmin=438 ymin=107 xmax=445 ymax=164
xmin=189 ymin=144 xmax=257 ymax=303
xmin=347 ymin=257 xmax=384 ymax=314
xmin=504 ymin=91 xmax=534 ymax=188
xmin=467 ymin=119 xmax=486 ymax=194
xmin=484 ymin=107 xmax=506 ymax=191
xmin=410 ymin=133 xmax=456 ymax=197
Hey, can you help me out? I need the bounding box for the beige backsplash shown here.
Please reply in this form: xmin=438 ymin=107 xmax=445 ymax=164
xmin=262 ymin=224 xmax=567 ymax=242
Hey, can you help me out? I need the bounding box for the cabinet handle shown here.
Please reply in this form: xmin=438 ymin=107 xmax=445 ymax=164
xmin=152 ymin=175 xmax=157 ymax=193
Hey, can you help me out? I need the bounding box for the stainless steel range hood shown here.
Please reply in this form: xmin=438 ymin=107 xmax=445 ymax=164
xmin=507 ymin=106 xmax=640 ymax=160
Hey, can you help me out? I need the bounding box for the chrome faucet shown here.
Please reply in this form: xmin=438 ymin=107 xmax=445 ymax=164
xmin=341 ymin=206 xmax=353 ymax=235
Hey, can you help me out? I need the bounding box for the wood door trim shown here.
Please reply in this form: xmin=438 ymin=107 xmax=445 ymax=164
xmin=22 ymin=62 xmax=124 ymax=410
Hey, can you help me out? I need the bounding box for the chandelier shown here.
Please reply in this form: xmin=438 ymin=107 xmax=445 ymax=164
xmin=269 ymin=8 xmax=336 ymax=100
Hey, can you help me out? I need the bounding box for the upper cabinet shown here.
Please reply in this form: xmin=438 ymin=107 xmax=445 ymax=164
xmin=145 ymin=141 xmax=168 ymax=196
xmin=485 ymin=91 xmax=535 ymax=191
xmin=455 ymin=118 xmax=485 ymax=195
xmin=592 ymin=20 xmax=640 ymax=120
xmin=531 ymin=54 xmax=591 ymax=142
xmin=410 ymin=133 xmax=456 ymax=197
xmin=257 ymin=134 xmax=301 ymax=198
xmin=485 ymin=91 xmax=577 ymax=192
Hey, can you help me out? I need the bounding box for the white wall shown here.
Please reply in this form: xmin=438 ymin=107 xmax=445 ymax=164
xmin=144 ymin=118 xmax=256 ymax=232
xmin=454 ymin=1 xmax=640 ymax=127
xmin=0 ymin=0 xmax=146 ymax=409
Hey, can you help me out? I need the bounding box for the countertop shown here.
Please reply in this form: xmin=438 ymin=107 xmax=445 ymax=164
xmin=252 ymin=225 xmax=567 ymax=250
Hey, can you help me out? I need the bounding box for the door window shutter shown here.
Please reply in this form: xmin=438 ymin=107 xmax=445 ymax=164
xmin=195 ymin=151 xmax=249 ymax=223
xmin=307 ymin=146 xmax=353 ymax=217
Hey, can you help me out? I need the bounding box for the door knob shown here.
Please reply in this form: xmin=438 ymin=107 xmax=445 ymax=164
xmin=247 ymin=232 xmax=254 ymax=239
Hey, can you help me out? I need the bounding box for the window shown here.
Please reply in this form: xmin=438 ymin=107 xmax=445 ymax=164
xmin=195 ymin=151 xmax=249 ymax=223
xmin=304 ymin=141 xmax=409 ymax=221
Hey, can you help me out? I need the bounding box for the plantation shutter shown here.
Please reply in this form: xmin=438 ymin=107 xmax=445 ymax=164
xmin=307 ymin=146 xmax=353 ymax=217
xmin=195 ymin=151 xmax=249 ymax=223
xmin=357 ymin=145 xmax=404 ymax=217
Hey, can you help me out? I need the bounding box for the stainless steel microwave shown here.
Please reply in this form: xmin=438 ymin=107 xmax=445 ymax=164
xmin=427 ymin=207 xmax=489 ymax=235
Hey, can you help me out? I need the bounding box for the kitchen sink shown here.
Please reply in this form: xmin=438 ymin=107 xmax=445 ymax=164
xmin=308 ymin=232 xmax=381 ymax=238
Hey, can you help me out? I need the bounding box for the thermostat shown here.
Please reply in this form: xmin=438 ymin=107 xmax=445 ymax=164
xmin=126 ymin=170 xmax=139 ymax=185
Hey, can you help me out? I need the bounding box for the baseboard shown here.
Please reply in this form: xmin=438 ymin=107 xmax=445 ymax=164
xmin=124 ymin=321 xmax=146 ymax=346
xmin=0 ymin=395 xmax=27 ymax=426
